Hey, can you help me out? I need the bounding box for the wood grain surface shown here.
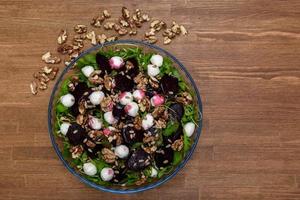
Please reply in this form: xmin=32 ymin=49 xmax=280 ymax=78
xmin=0 ymin=0 xmax=300 ymax=199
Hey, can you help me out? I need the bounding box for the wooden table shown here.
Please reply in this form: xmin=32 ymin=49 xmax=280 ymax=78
xmin=1 ymin=0 xmax=300 ymax=199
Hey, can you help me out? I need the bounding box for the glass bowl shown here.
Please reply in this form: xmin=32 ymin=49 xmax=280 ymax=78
xmin=48 ymin=40 xmax=203 ymax=194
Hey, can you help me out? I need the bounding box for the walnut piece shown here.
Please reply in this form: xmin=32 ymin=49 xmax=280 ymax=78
xmin=57 ymin=29 xmax=68 ymax=45
xmin=86 ymin=31 xmax=97 ymax=45
xmin=70 ymin=145 xmax=83 ymax=159
xmin=155 ymin=118 xmax=167 ymax=129
xmin=133 ymin=116 xmax=142 ymax=130
xmin=103 ymin=10 xmax=111 ymax=18
xmin=122 ymin=7 xmax=130 ymax=20
xmin=74 ymin=24 xmax=87 ymax=34
xmin=100 ymin=96 xmax=113 ymax=112
xmin=57 ymin=43 xmax=73 ymax=55
xmin=171 ymin=136 xmax=184 ymax=151
xmin=103 ymin=74 xmax=113 ymax=90
xmin=88 ymin=70 xmax=103 ymax=84
xmin=103 ymin=22 xmax=115 ymax=30
xmin=42 ymin=52 xmax=61 ymax=64
xmin=163 ymin=37 xmax=172 ymax=45
xmin=118 ymin=28 xmax=128 ymax=36
xmin=138 ymin=97 xmax=151 ymax=112
xmin=102 ymin=148 xmax=116 ymax=163
xmin=30 ymin=81 xmax=38 ymax=95
xmin=152 ymin=106 xmax=165 ymax=118
xmin=97 ymin=34 xmax=107 ymax=44
xmin=180 ymin=25 xmax=188 ymax=36
xmin=106 ymin=36 xmax=118 ymax=42
xmin=145 ymin=36 xmax=157 ymax=44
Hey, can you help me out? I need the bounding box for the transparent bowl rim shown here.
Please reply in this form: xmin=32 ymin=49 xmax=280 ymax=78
xmin=48 ymin=39 xmax=203 ymax=194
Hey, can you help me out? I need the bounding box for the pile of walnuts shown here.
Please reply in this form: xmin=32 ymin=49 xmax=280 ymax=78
xmin=30 ymin=7 xmax=188 ymax=95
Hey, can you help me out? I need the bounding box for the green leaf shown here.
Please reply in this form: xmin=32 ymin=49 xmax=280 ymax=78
xmin=172 ymin=151 xmax=183 ymax=165
xmin=157 ymin=166 xmax=173 ymax=178
xmin=163 ymin=120 xmax=179 ymax=136
xmin=76 ymin=54 xmax=97 ymax=69
xmin=91 ymin=158 xmax=109 ymax=171
xmin=178 ymin=81 xmax=187 ymax=91
xmin=125 ymin=170 xmax=140 ymax=185
xmin=181 ymin=104 xmax=195 ymax=124
xmin=159 ymin=57 xmax=173 ymax=76
xmin=56 ymin=103 xmax=69 ymax=114
xmin=84 ymin=54 xmax=97 ymax=64
xmin=143 ymin=167 xmax=152 ymax=177
xmin=183 ymin=132 xmax=192 ymax=155
xmin=132 ymin=142 xmax=143 ymax=149
xmin=59 ymin=78 xmax=71 ymax=96
xmin=62 ymin=141 xmax=71 ymax=159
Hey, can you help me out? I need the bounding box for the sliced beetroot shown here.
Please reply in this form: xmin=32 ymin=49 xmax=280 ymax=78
xmin=163 ymin=125 xmax=182 ymax=144
xmin=168 ymin=103 xmax=184 ymax=121
xmin=114 ymin=74 xmax=134 ymax=92
xmin=154 ymin=147 xmax=174 ymax=168
xmin=125 ymin=58 xmax=139 ymax=78
xmin=70 ymin=82 xmax=90 ymax=116
xmin=112 ymin=104 xmax=125 ymax=120
xmin=112 ymin=167 xmax=128 ymax=184
xmin=82 ymin=138 xmax=102 ymax=159
xmin=96 ymin=53 xmax=111 ymax=73
xmin=160 ymin=75 xmax=179 ymax=94
xmin=122 ymin=126 xmax=143 ymax=145
xmin=127 ymin=149 xmax=151 ymax=171
xmin=66 ymin=123 xmax=86 ymax=145
xmin=145 ymin=88 xmax=156 ymax=98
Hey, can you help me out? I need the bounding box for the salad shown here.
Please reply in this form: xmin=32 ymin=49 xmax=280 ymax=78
xmin=54 ymin=46 xmax=199 ymax=187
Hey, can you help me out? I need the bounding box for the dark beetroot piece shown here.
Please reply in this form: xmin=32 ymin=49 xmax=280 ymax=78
xmin=112 ymin=104 xmax=125 ymax=120
xmin=168 ymin=103 xmax=184 ymax=121
xmin=127 ymin=149 xmax=151 ymax=171
xmin=114 ymin=74 xmax=134 ymax=92
xmin=96 ymin=53 xmax=111 ymax=73
xmin=122 ymin=126 xmax=143 ymax=145
xmin=163 ymin=125 xmax=182 ymax=144
xmin=154 ymin=147 xmax=174 ymax=168
xmin=145 ymin=88 xmax=156 ymax=98
xmin=70 ymin=82 xmax=90 ymax=116
xmin=125 ymin=58 xmax=139 ymax=78
xmin=112 ymin=167 xmax=128 ymax=184
xmin=82 ymin=138 xmax=102 ymax=159
xmin=160 ymin=75 xmax=179 ymax=94
xmin=66 ymin=123 xmax=86 ymax=145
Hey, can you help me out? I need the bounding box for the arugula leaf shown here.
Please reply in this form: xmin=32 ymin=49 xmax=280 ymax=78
xmin=143 ymin=167 xmax=152 ymax=177
xmin=172 ymin=151 xmax=183 ymax=165
xmin=56 ymin=103 xmax=69 ymax=114
xmin=125 ymin=170 xmax=140 ymax=185
xmin=137 ymin=52 xmax=153 ymax=71
xmin=91 ymin=158 xmax=109 ymax=171
xmin=181 ymin=104 xmax=195 ymax=124
xmin=59 ymin=78 xmax=71 ymax=96
xmin=159 ymin=57 xmax=173 ymax=76
xmin=76 ymin=54 xmax=97 ymax=69
xmin=62 ymin=141 xmax=71 ymax=159
xmin=163 ymin=120 xmax=179 ymax=136
xmin=178 ymin=81 xmax=188 ymax=91
xmin=183 ymin=132 xmax=192 ymax=155
xmin=132 ymin=142 xmax=143 ymax=149
xmin=157 ymin=166 xmax=173 ymax=178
